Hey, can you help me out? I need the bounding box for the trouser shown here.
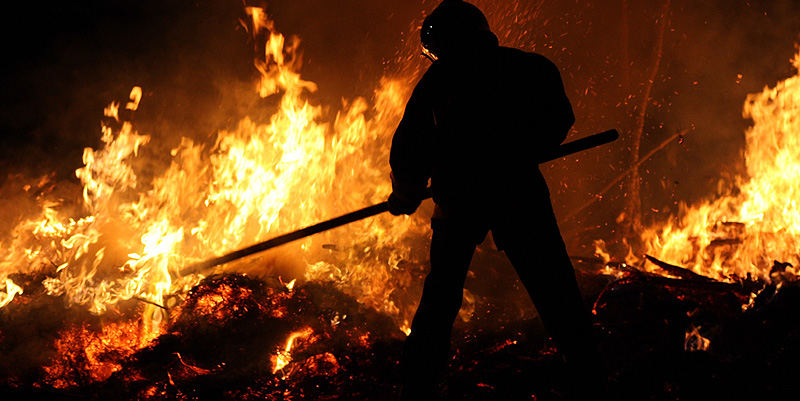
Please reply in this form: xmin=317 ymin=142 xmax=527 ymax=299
xmin=399 ymin=202 xmax=602 ymax=396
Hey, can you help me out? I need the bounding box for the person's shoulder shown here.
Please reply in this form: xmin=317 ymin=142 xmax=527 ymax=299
xmin=415 ymin=63 xmax=440 ymax=90
xmin=405 ymin=63 xmax=442 ymax=101
xmin=499 ymin=47 xmax=554 ymax=65
xmin=497 ymin=47 xmax=560 ymax=75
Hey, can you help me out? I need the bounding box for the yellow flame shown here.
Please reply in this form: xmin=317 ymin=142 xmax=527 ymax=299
xmin=636 ymin=49 xmax=800 ymax=283
xmin=0 ymin=7 xmax=427 ymax=336
xmin=104 ymin=102 xmax=119 ymax=121
xmin=0 ymin=279 xmax=23 ymax=308
xmin=125 ymin=86 xmax=142 ymax=111
xmin=272 ymin=327 xmax=314 ymax=374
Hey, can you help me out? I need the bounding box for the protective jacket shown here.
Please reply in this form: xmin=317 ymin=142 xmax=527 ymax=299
xmin=389 ymin=45 xmax=574 ymax=217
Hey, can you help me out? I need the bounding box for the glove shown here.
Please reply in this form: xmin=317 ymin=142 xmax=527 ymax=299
xmin=388 ymin=193 xmax=422 ymax=216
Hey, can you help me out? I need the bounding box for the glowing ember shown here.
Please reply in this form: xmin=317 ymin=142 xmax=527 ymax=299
xmin=41 ymin=321 xmax=142 ymax=388
xmin=684 ymin=324 xmax=711 ymax=352
xmin=632 ymin=50 xmax=800 ymax=283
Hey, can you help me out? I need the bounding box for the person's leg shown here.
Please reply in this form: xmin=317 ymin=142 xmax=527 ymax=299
xmin=506 ymin=241 xmax=600 ymax=366
xmin=399 ymin=218 xmax=485 ymax=399
xmin=495 ymin=206 xmax=605 ymax=398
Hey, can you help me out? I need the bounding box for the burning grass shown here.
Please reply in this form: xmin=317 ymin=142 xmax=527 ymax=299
xmin=2 ymin=265 xmax=800 ymax=400
xmin=0 ymin=271 xmax=406 ymax=400
xmin=2 ymin=3 xmax=800 ymax=400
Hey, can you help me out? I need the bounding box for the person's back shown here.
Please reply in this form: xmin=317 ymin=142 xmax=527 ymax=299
xmin=391 ymin=42 xmax=575 ymax=216
xmin=389 ymin=1 xmax=605 ymax=399
xmin=422 ymin=46 xmax=574 ymax=212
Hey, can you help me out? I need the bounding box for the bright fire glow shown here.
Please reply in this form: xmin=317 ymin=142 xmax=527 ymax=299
xmin=0 ymin=278 xmax=23 ymax=307
xmin=634 ymin=50 xmax=800 ymax=283
xmin=0 ymin=7 xmax=428 ymax=340
xmin=272 ymin=327 xmax=314 ymax=374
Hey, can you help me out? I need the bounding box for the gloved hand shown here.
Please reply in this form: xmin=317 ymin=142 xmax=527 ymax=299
xmin=388 ymin=193 xmax=421 ymax=216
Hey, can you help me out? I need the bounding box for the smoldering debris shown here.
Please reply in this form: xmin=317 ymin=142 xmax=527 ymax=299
xmin=2 ymin=265 xmax=800 ymax=400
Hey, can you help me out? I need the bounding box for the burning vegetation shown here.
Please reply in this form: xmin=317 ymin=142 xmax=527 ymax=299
xmin=2 ymin=1 xmax=800 ymax=400
xmin=0 ymin=5 xmax=428 ymax=398
xmin=633 ymin=51 xmax=800 ymax=282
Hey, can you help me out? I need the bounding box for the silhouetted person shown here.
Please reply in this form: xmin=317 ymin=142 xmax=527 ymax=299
xmin=388 ymin=1 xmax=604 ymax=399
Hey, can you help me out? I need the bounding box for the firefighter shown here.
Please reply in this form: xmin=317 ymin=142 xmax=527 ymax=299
xmin=388 ymin=0 xmax=604 ymax=399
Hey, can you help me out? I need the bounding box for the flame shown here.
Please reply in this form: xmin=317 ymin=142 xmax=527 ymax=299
xmin=0 ymin=7 xmax=427 ymax=337
xmin=635 ymin=50 xmax=800 ymax=283
xmin=0 ymin=278 xmax=23 ymax=307
xmin=126 ymin=86 xmax=142 ymax=111
xmin=272 ymin=327 xmax=314 ymax=374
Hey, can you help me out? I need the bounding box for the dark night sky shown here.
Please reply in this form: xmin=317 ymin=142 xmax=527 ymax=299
xmin=0 ymin=0 xmax=419 ymax=179
xmin=0 ymin=1 xmax=246 ymax=177
xmin=2 ymin=0 xmax=800 ymax=248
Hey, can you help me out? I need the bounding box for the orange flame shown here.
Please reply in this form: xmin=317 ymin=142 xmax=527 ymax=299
xmin=271 ymin=327 xmax=314 ymax=375
xmin=0 ymin=7 xmax=427 ymax=337
xmin=634 ymin=50 xmax=800 ymax=283
xmin=41 ymin=321 xmax=141 ymax=388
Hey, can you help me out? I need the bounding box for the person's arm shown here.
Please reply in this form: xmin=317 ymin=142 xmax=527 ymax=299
xmin=388 ymin=74 xmax=437 ymax=215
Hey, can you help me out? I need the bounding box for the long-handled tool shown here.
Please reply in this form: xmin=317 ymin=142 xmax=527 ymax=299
xmin=180 ymin=129 xmax=619 ymax=276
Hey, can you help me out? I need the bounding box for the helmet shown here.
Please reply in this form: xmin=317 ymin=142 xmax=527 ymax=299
xmin=421 ymin=0 xmax=494 ymax=61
